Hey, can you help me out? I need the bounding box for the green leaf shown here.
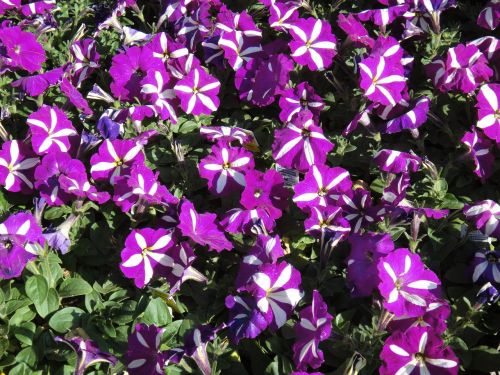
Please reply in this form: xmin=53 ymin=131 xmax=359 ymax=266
xmin=25 ymin=275 xmax=48 ymax=309
xmin=39 ymin=253 xmax=63 ymax=288
xmin=469 ymin=346 xmax=500 ymax=372
xmin=58 ymin=278 xmax=93 ymax=298
xmin=35 ymin=288 xmax=60 ymax=318
xmin=12 ymin=322 xmax=36 ymax=346
xmin=142 ymin=298 xmax=172 ymax=326
xmin=48 ymin=307 xmax=85 ymax=333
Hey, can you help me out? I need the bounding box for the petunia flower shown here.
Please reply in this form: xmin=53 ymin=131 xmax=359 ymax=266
xmin=272 ymin=111 xmax=333 ymax=172
xmin=70 ymin=38 xmax=100 ymax=87
xmin=337 ymin=13 xmax=374 ymax=48
xmin=60 ymin=78 xmax=94 ymax=116
xmin=177 ymin=199 xmax=233 ymax=252
xmin=20 ymin=0 xmax=56 ymax=16
xmin=247 ymin=261 xmax=303 ymax=330
xmin=200 ymin=126 xmax=253 ymax=145
xmin=0 ymin=26 xmax=46 ymax=73
xmin=338 ymin=189 xmax=386 ymax=233
xmin=174 ymin=67 xmax=220 ymax=115
xmin=304 ymin=206 xmax=351 ymax=248
xmin=373 ymin=149 xmax=421 ymax=174
xmin=218 ymin=30 xmax=263 ymax=71
xmin=289 ymin=18 xmax=337 ymax=71
xmin=183 ymin=325 xmax=218 ymax=375
xmin=477 ymin=1 xmax=500 ymax=30
xmin=292 ymin=290 xmax=333 ymax=370
xmin=145 ymin=32 xmax=189 ymax=64
xmin=476 ymin=83 xmax=500 ymax=143
xmin=216 ymin=6 xmax=262 ymax=37
xmin=354 ymin=4 xmax=408 ymax=31
xmin=0 ymin=0 xmax=20 ymax=14
xmin=269 ymin=1 xmax=299 ymax=30
xmin=293 ymin=164 xmax=352 ymax=209
xmin=90 ymin=139 xmax=144 ymax=184
xmin=472 ymin=249 xmax=500 ymax=284
xmin=358 ymin=55 xmax=407 ymax=106
xmin=119 ymin=228 xmax=175 ymax=288
xmin=278 ymin=83 xmax=325 ymax=123
xmin=475 ymin=282 xmax=500 ymax=308
xmin=380 ymin=327 xmax=458 ymax=375
xmin=461 ymin=128 xmax=494 ymax=182
xmin=27 ymin=105 xmax=78 ymax=155
xmin=463 ymin=200 xmax=500 ymax=239
xmin=11 ymin=67 xmax=63 ymax=96
xmin=377 ymin=248 xmax=441 ymax=317
xmin=0 ymin=140 xmax=39 ymax=194
xmin=125 ymin=324 xmax=167 ymax=375
xmin=176 ymin=4 xmax=211 ymax=50
xmin=140 ymin=67 xmax=178 ymax=122
xmin=225 ymin=295 xmax=269 ymax=344
xmin=221 ymin=206 xmax=276 ymax=235
xmin=387 ymin=300 xmax=451 ymax=334
xmin=381 ymin=173 xmax=410 ymax=206
xmin=198 ymin=142 xmax=254 ymax=197
xmin=381 ymin=96 xmax=431 ymax=134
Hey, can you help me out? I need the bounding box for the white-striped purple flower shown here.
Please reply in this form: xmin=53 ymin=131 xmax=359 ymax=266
xmin=27 ymin=105 xmax=78 ymax=155
xmin=218 ymin=30 xmax=263 ymax=71
xmin=174 ymin=67 xmax=220 ymax=115
xmin=289 ymin=18 xmax=337 ymax=71
xmin=269 ymin=1 xmax=299 ymax=30
xmin=119 ymin=228 xmax=175 ymax=288
xmin=70 ymin=38 xmax=100 ymax=87
xmin=373 ymin=149 xmax=421 ymax=174
xmin=476 ymin=83 xmax=500 ymax=143
xmin=304 ymin=206 xmax=350 ymax=244
xmin=293 ymin=164 xmax=352 ymax=210
xmin=0 ymin=140 xmax=39 ymax=194
xmin=387 ymin=300 xmax=451 ymax=334
xmin=477 ymin=1 xmax=500 ymax=30
xmin=278 ymin=82 xmax=325 ymax=123
xmin=125 ymin=324 xmax=167 ymax=375
xmin=473 ymin=250 xmax=500 ymax=284
xmin=461 ymin=128 xmax=494 ymax=182
xmin=200 ymin=126 xmax=253 ymax=145
xmin=338 ymin=189 xmax=386 ymax=233
xmin=141 ymin=67 xmax=178 ymax=123
xmin=464 ymin=200 xmax=500 ymax=239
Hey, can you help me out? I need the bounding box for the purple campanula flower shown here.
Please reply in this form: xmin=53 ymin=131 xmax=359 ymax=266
xmin=293 ymin=165 xmax=352 ymax=209
xmin=464 ymin=200 xmax=500 ymax=239
xmin=377 ymin=248 xmax=441 ymax=317
xmin=461 ymin=128 xmax=494 ymax=182
xmin=221 ymin=207 xmax=276 ymax=235
xmin=0 ymin=140 xmax=39 ymax=194
xmin=0 ymin=26 xmax=46 ymax=73
xmin=373 ymin=149 xmax=421 ymax=174
xmin=218 ymin=30 xmax=263 ymax=71
xmin=11 ymin=67 xmax=63 ymax=96
xmin=70 ymin=38 xmax=100 ymax=87
xmin=304 ymin=206 xmax=350 ymax=247
xmin=174 ymin=67 xmax=220 ymax=115
xmin=338 ymin=189 xmax=386 ymax=233
xmin=141 ymin=67 xmax=178 ymax=123
xmin=247 ymin=261 xmax=303 ymax=330
xmin=476 ymin=83 xmax=500 ymax=143
xmin=60 ymin=77 xmax=94 ymax=116
xmin=27 ymin=105 xmax=78 ymax=155
xmin=477 ymin=1 xmax=500 ymax=30
xmin=278 ymin=83 xmax=325 ymax=124
xmin=225 ymin=295 xmax=269 ymax=343
xmin=200 ymin=126 xmax=253 ymax=145
xmin=126 ymin=324 xmax=167 ymax=375
xmin=0 ymin=212 xmax=44 ymax=279
xmin=198 ymin=142 xmax=254 ymax=197
xmin=387 ymin=300 xmax=451 ymax=334
xmin=240 ymin=169 xmax=290 ymax=219
xmin=55 ymin=336 xmax=117 ymax=375
xmin=292 ymin=290 xmax=333 ymax=370
xmin=90 ymin=139 xmax=144 ymax=184
xmin=380 ymin=327 xmax=458 ymax=375
xmin=289 ymin=18 xmax=337 ymax=71
xmin=347 ymin=232 xmax=394 ymax=298
xmin=358 ymin=56 xmax=407 ymax=106
xmin=472 ymin=249 xmax=500 ymax=284
xmin=272 ymin=111 xmax=333 ymax=172
xmin=177 ymin=199 xmax=233 ymax=252
xmin=119 ymin=228 xmax=175 ymax=288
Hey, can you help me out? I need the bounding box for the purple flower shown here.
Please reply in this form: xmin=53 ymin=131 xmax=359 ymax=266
xmin=477 ymin=1 xmax=500 ymax=30
xmin=141 ymin=67 xmax=178 ymax=123
xmin=247 ymin=261 xmax=303 ymax=330
xmin=272 ymin=111 xmax=333 ymax=172
xmin=165 ymin=241 xmax=206 ymax=294
xmin=126 ymin=324 xmax=166 ymax=375
xmin=0 ymin=0 xmax=20 ymax=14
xmin=177 ymin=199 xmax=233 ymax=252
xmin=292 ymin=290 xmax=333 ymax=370
xmin=464 ymin=200 xmax=500 ymax=239
xmin=339 ymin=189 xmax=386 ymax=233
xmin=200 ymin=126 xmax=253 ymax=145
xmin=269 ymin=1 xmax=299 ymax=30
xmin=221 ymin=207 xmax=276 ymax=235
xmin=461 ymin=128 xmax=494 ymax=183
xmin=358 ymin=56 xmax=407 ymax=106
xmin=0 ymin=140 xmax=39 ymax=194
xmin=70 ymin=38 xmax=100 ymax=87
xmin=354 ymin=5 xmax=408 ymax=31
xmin=59 ymin=166 xmax=110 ymax=205
xmin=174 ymin=67 xmax=220 ymax=115
xmin=387 ymin=300 xmax=451 ymax=334
xmin=145 ymin=32 xmax=189 ymax=64
xmin=90 ymin=139 xmax=144 ymax=184
xmin=120 ymin=228 xmax=174 ymax=288
xmin=218 ymin=30 xmax=263 ymax=71
xmin=27 ymin=105 xmax=78 ymax=155
xmin=60 ymin=78 xmax=94 ymax=116
xmin=380 ymin=327 xmax=458 ymax=375
xmin=199 ymin=142 xmax=254 ymax=197
xmin=373 ymin=149 xmax=421 ymax=174
xmin=183 ymin=325 xmax=217 ymax=375
xmin=382 ymin=173 xmax=410 ymax=206
xmin=11 ymin=67 xmax=63 ymax=96
xmin=289 ymin=18 xmax=337 ymax=71
xmin=278 ymin=83 xmax=325 ymax=123
xmin=0 ymin=212 xmax=44 ymax=280
xmin=97 ymin=114 xmax=121 ymax=141
xmin=21 ymin=0 xmax=56 ymax=16
xmin=475 ymin=282 xmax=500 ymax=308
xmin=337 ymin=13 xmax=374 ymax=48
xmin=0 ymin=26 xmax=46 ymax=73
xmin=476 ymin=83 xmax=500 ymax=143
xmin=176 ymin=4 xmax=211 ymax=50
xmin=304 ymin=206 xmax=350 ymax=246
xmin=383 ymin=96 xmax=431 ymax=134
xmin=472 ymin=250 xmax=500 ymax=284
xmin=293 ymin=165 xmax=352 ymax=209
xmin=225 ymin=295 xmax=269 ymax=343
xmin=216 ymin=6 xmax=262 ymax=37
xmin=347 ymin=232 xmax=394 ymax=297
xmin=377 ymin=248 xmax=441 ymax=317
xmin=55 ymin=336 xmax=117 ymax=375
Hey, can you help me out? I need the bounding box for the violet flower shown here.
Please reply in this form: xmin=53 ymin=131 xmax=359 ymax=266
xmin=225 ymin=295 xmax=269 ymax=343
xmin=144 ymin=32 xmax=189 ymax=63
xmin=463 ymin=200 xmax=500 ymax=239
xmin=174 ymin=67 xmax=221 ymax=115
xmin=477 ymin=1 xmax=500 ymax=30
xmin=476 ymin=83 xmax=500 ymax=143
xmin=183 ymin=325 xmax=218 ymax=375
xmin=373 ymin=149 xmax=421 ymax=174
xmin=141 ymin=67 xmax=178 ymax=123
xmin=125 ymin=323 xmax=167 ymax=375
xmin=200 ymin=126 xmax=253 ymax=145
xmin=472 ymin=249 xmax=500 ymax=284
xmin=218 ymin=30 xmax=263 ymax=71
xmin=0 ymin=26 xmax=46 ymax=73
xmin=278 ymin=82 xmax=325 ymax=123
xmin=221 ymin=206 xmax=276 ymax=235
xmin=0 ymin=140 xmax=39 ymax=194
xmin=339 ymin=189 xmax=386 ymax=233
xmin=387 ymin=300 xmax=451 ymax=334
xmin=70 ymin=38 xmax=100 ymax=87
xmin=11 ymin=67 xmax=63 ymax=96
xmin=461 ymin=128 xmax=494 ymax=182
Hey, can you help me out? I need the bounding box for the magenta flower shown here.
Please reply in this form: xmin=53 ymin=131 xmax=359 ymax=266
xmin=272 ymin=111 xmax=333 ymax=172
xmin=472 ymin=250 xmax=500 ymax=284
xmin=11 ymin=67 xmax=63 ymax=96
xmin=347 ymin=232 xmax=394 ymax=298
xmin=20 ymin=0 xmax=56 ymax=16
xmin=373 ymin=149 xmax=421 ymax=174
xmin=377 ymin=248 xmax=441 ymax=317
xmin=200 ymin=126 xmax=253 ymax=145
xmin=477 ymin=1 xmax=500 ymax=30
xmin=269 ymin=1 xmax=299 ymax=30
xmin=27 ymin=105 xmax=78 ymax=155
xmin=120 ymin=228 xmax=175 ymax=288
xmin=216 ymin=7 xmax=262 ymax=37
xmin=0 ymin=26 xmax=46 ymax=73
xmin=476 ymin=83 xmax=500 ymax=143
xmin=70 ymin=38 xmax=100 ymax=87
xmin=0 ymin=0 xmax=20 ymax=14
xmin=90 ymin=139 xmax=145 ymax=183
xmin=0 ymin=140 xmax=39 ymax=194
xmin=464 ymin=200 xmax=500 ymax=239
xmin=199 ymin=142 xmax=254 ymax=197
xmin=387 ymin=300 xmax=451 ymax=334
xmin=278 ymin=82 xmax=325 ymax=123
xmin=177 ymin=199 xmax=233 ymax=252
xmin=461 ymin=128 xmax=494 ymax=182
xmin=221 ymin=207 xmax=276 ymax=235
xmin=141 ymin=67 xmax=178 ymax=122
xmin=126 ymin=324 xmax=167 ymax=375
xmin=225 ymin=295 xmax=269 ymax=344
xmin=289 ymin=18 xmax=337 ymax=71
xmin=337 ymin=13 xmax=374 ymax=48
xmin=339 ymin=189 xmax=385 ymax=233
xmin=304 ymin=206 xmax=351 ymax=247
xmin=358 ymin=56 xmax=407 ymax=106
xmin=293 ymin=165 xmax=352 ymax=209
xmin=247 ymin=261 xmax=303 ymax=330
xmin=382 ymin=173 xmax=410 ymax=206
xmin=60 ymin=78 xmax=94 ymax=116
xmin=383 ymin=96 xmax=431 ymax=134
xmin=292 ymin=290 xmax=333 ymax=370
xmin=218 ymin=30 xmax=263 ymax=71
xmin=145 ymin=32 xmax=189 ymax=64
xmin=174 ymin=67 xmax=220 ymax=115
xmin=380 ymin=327 xmax=458 ymax=375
